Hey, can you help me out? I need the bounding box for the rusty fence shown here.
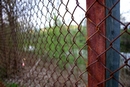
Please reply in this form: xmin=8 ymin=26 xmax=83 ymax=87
xmin=0 ymin=0 xmax=129 ymax=87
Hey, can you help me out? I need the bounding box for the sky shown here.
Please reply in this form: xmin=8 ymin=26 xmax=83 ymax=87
xmin=120 ymin=0 xmax=130 ymax=22
xmin=22 ymin=0 xmax=130 ymax=28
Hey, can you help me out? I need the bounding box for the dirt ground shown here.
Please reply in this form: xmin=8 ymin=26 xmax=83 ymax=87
xmin=4 ymin=52 xmax=87 ymax=87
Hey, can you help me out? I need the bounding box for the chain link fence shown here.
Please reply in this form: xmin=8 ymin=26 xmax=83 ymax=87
xmin=86 ymin=0 xmax=130 ymax=87
xmin=0 ymin=0 xmax=87 ymax=87
xmin=0 ymin=0 xmax=129 ymax=87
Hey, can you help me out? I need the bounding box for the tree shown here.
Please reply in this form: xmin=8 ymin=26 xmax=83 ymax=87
xmin=120 ymin=29 xmax=130 ymax=53
xmin=0 ymin=0 xmax=24 ymax=78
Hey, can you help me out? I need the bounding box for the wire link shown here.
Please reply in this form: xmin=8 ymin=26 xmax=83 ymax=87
xmin=0 ymin=0 xmax=129 ymax=87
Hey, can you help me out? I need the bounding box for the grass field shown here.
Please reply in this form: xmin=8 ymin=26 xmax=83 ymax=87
xmin=18 ymin=25 xmax=87 ymax=69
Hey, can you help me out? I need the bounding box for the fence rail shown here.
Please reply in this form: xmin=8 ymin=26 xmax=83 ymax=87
xmin=0 ymin=0 xmax=129 ymax=87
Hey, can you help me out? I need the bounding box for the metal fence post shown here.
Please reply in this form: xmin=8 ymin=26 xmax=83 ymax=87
xmin=86 ymin=0 xmax=106 ymax=87
xmin=106 ymin=0 xmax=120 ymax=87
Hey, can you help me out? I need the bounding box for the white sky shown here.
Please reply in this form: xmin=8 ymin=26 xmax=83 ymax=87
xmin=24 ymin=0 xmax=130 ymax=28
xmin=120 ymin=0 xmax=130 ymax=22
xmin=28 ymin=0 xmax=86 ymax=28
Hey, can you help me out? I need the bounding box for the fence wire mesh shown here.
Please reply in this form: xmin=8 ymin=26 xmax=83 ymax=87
xmin=0 ymin=0 xmax=87 ymax=87
xmin=86 ymin=0 xmax=130 ymax=87
xmin=0 ymin=0 xmax=129 ymax=87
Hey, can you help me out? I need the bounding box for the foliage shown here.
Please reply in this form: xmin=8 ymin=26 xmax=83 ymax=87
xmin=120 ymin=29 xmax=130 ymax=52
xmin=22 ymin=25 xmax=87 ymax=68
xmin=5 ymin=83 xmax=19 ymax=87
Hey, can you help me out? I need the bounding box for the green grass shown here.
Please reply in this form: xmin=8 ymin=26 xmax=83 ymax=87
xmin=18 ymin=25 xmax=87 ymax=69
xmin=5 ymin=83 xmax=19 ymax=87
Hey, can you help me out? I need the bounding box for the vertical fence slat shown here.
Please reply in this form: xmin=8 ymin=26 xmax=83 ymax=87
xmin=106 ymin=0 xmax=120 ymax=87
xmin=86 ymin=0 xmax=105 ymax=87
